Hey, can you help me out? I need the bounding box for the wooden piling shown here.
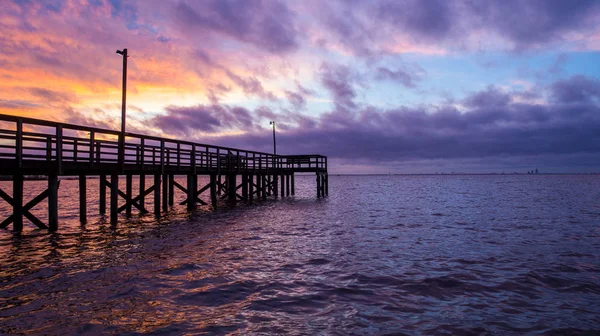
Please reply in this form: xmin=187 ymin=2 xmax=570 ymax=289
xmin=248 ymin=175 xmax=254 ymax=202
xmin=110 ymin=173 xmax=118 ymax=223
xmin=162 ymin=174 xmax=168 ymax=211
xmin=168 ymin=174 xmax=175 ymax=206
xmin=79 ymin=174 xmax=86 ymax=223
xmin=228 ymin=174 xmax=236 ymax=202
xmin=291 ymin=174 xmax=295 ymax=195
xmin=280 ymin=174 xmax=285 ymax=198
xmin=126 ymin=174 xmax=132 ymax=216
xmin=13 ymin=174 xmax=23 ymax=232
xmin=242 ymin=174 xmax=248 ymax=200
xmin=273 ymin=173 xmax=278 ymax=198
xmin=187 ymin=174 xmax=195 ymax=210
xmin=154 ymin=174 xmax=161 ymax=216
xmin=48 ymin=174 xmax=58 ymax=231
xmin=286 ymin=174 xmax=290 ymax=196
xmin=262 ymin=175 xmax=267 ymax=200
xmin=99 ymin=174 xmax=106 ymax=214
xmin=316 ymin=173 xmax=321 ymax=198
xmin=139 ymin=174 xmax=145 ymax=210
xmin=210 ymin=174 xmax=217 ymax=209
xmin=325 ymin=174 xmax=329 ymax=196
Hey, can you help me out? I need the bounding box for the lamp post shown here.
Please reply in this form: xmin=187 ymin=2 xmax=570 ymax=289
xmin=270 ymin=121 xmax=276 ymax=169
xmin=116 ymin=48 xmax=128 ymax=172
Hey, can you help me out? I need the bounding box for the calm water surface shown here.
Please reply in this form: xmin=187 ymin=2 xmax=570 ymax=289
xmin=1 ymin=175 xmax=599 ymax=335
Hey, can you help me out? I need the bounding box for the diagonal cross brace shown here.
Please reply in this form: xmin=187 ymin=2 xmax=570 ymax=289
xmin=180 ymin=182 xmax=210 ymax=206
xmin=103 ymin=179 xmax=149 ymax=214
xmin=0 ymin=182 xmax=61 ymax=230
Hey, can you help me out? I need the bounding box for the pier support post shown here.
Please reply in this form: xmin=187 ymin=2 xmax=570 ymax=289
xmin=12 ymin=174 xmax=23 ymax=232
xmin=316 ymin=173 xmax=321 ymax=198
xmin=126 ymin=174 xmax=132 ymax=216
xmin=267 ymin=175 xmax=272 ymax=196
xmin=99 ymin=174 xmax=106 ymax=214
xmin=262 ymin=175 xmax=267 ymax=200
xmin=280 ymin=174 xmax=285 ymax=198
xmin=154 ymin=174 xmax=161 ymax=216
xmin=110 ymin=173 xmax=118 ymax=223
xmin=228 ymin=174 xmax=236 ymax=202
xmin=286 ymin=174 xmax=290 ymax=196
xmin=217 ymin=174 xmax=222 ymax=195
xmin=48 ymin=174 xmax=58 ymax=231
xmin=162 ymin=174 xmax=168 ymax=211
xmin=168 ymin=174 xmax=175 ymax=206
xmin=187 ymin=174 xmax=196 ymax=210
xmin=139 ymin=174 xmax=145 ymax=210
xmin=325 ymin=174 xmax=328 ymax=196
xmin=256 ymin=175 xmax=262 ymax=199
xmin=273 ymin=173 xmax=278 ymax=198
xmin=210 ymin=174 xmax=217 ymax=209
xmin=241 ymin=174 xmax=248 ymax=200
xmin=291 ymin=174 xmax=295 ymax=195
xmin=79 ymin=174 xmax=86 ymax=223
xmin=248 ymin=175 xmax=254 ymax=202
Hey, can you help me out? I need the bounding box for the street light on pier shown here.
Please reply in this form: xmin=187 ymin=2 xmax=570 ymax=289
xmin=116 ymin=48 xmax=128 ymax=172
xmin=270 ymin=121 xmax=277 ymax=169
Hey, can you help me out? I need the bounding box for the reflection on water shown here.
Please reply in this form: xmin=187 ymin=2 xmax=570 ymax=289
xmin=1 ymin=175 xmax=600 ymax=334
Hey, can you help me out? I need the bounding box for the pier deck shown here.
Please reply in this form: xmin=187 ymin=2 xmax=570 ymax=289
xmin=0 ymin=114 xmax=328 ymax=232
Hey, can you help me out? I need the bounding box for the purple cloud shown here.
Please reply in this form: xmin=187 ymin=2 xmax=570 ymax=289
xmin=151 ymin=104 xmax=258 ymax=136
xmin=375 ymin=66 xmax=423 ymax=88
xmin=174 ymin=0 xmax=299 ymax=54
xmin=148 ymin=76 xmax=600 ymax=173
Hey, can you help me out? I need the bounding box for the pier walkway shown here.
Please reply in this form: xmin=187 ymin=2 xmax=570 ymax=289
xmin=0 ymin=114 xmax=328 ymax=232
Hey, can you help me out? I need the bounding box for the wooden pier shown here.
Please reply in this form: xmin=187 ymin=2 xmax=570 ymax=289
xmin=0 ymin=114 xmax=328 ymax=232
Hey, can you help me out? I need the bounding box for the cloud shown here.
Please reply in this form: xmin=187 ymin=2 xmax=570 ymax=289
xmin=173 ymin=0 xmax=299 ymax=54
xmin=148 ymin=76 xmax=600 ymax=172
xmin=311 ymin=0 xmax=600 ymax=56
xmin=151 ymin=104 xmax=257 ymax=136
xmin=375 ymin=65 xmax=424 ymax=88
xmin=320 ymin=63 xmax=359 ymax=108
xmin=225 ymin=70 xmax=277 ymax=101
xmin=550 ymin=75 xmax=600 ymax=104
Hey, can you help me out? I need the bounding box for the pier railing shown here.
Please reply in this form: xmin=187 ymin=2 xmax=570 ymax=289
xmin=0 ymin=114 xmax=327 ymax=175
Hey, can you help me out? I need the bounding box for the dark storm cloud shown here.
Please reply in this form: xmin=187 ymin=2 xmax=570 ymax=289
xmin=150 ymin=76 xmax=600 ymax=169
xmin=174 ymin=0 xmax=298 ymax=54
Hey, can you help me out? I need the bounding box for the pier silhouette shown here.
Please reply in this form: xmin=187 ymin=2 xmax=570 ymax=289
xmin=0 ymin=113 xmax=328 ymax=232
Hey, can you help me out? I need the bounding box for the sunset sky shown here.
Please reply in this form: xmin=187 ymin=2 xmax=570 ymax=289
xmin=1 ymin=0 xmax=599 ymax=173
